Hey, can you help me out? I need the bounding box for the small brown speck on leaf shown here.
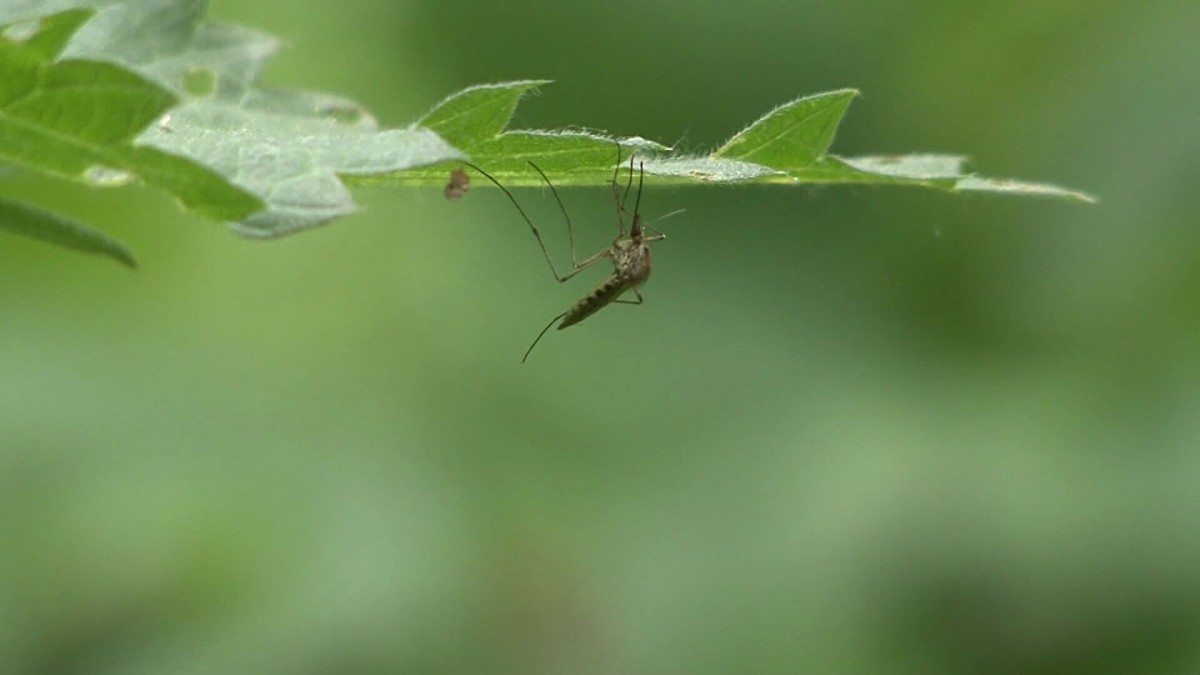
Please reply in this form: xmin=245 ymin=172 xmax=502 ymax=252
xmin=445 ymin=167 xmax=471 ymax=200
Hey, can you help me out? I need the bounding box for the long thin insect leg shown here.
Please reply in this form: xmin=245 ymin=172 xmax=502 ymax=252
xmin=558 ymin=248 xmax=611 ymax=283
xmin=609 ymin=285 xmax=648 ymax=305
xmin=464 ymin=162 xmax=567 ymax=282
xmin=522 ymin=311 xmax=568 ymax=363
xmin=612 ymin=288 xmax=645 ymax=305
xmin=526 ymin=161 xmax=579 ymax=268
xmin=519 ymin=160 xmax=613 ymax=281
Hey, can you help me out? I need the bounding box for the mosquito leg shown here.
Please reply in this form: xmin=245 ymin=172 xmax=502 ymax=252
xmin=523 ymin=160 xmax=622 ymax=283
xmin=526 ymin=161 xmax=580 ymax=269
xmin=557 ymin=248 xmax=611 ymax=283
xmin=612 ymin=288 xmax=645 ymax=305
xmin=467 ymin=162 xmax=610 ymax=283
xmin=465 ymin=162 xmax=569 ymax=282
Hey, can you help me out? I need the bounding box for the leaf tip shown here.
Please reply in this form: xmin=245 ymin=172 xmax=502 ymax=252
xmin=116 ymin=250 xmax=138 ymax=269
xmin=955 ymin=176 xmax=1097 ymax=203
xmin=477 ymin=78 xmax=553 ymax=92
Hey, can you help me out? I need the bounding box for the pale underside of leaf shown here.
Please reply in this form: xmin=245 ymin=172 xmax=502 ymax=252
xmin=136 ymin=102 xmax=463 ymax=236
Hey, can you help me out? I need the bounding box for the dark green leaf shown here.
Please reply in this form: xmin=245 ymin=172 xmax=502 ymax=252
xmin=417 ymin=80 xmax=550 ymax=148
xmin=715 ymin=89 xmax=858 ymax=168
xmin=0 ymin=196 xmax=135 ymax=267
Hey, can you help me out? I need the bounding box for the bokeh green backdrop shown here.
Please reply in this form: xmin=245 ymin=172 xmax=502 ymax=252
xmin=3 ymin=1 xmax=1198 ymax=673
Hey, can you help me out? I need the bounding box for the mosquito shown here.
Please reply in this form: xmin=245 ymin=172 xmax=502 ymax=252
xmin=465 ymin=146 xmax=678 ymax=362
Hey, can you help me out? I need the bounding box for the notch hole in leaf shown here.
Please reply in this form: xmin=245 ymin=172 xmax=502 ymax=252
xmin=84 ymin=165 xmax=135 ymax=186
xmin=319 ymin=105 xmax=367 ymax=126
xmin=182 ymin=67 xmax=216 ymax=98
xmin=2 ymin=19 xmax=42 ymax=42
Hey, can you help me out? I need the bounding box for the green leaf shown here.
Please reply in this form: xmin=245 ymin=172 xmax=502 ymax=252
xmin=715 ymin=89 xmax=858 ymax=167
xmin=353 ymin=127 xmax=670 ymax=187
xmin=2 ymin=3 xmax=1091 ymax=261
xmin=416 ymin=80 xmax=550 ymax=148
xmin=0 ymin=7 xmax=261 ymax=222
xmin=4 ymin=1 xmax=463 ymax=237
xmin=362 ymin=81 xmax=1092 ymax=201
xmin=0 ymin=196 xmax=135 ymax=268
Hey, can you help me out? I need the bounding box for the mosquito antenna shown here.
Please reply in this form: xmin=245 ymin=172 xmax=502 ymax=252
xmin=522 ymin=311 xmax=567 ymax=363
xmin=611 ymin=142 xmax=627 ymax=235
xmin=526 ymin=161 xmax=576 ymax=265
xmin=621 ymin=153 xmax=635 ymax=211
xmin=463 ymin=162 xmax=560 ymax=279
xmin=633 ymin=160 xmax=645 ymax=218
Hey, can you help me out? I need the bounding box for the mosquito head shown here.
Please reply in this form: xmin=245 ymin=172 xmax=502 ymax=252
xmin=630 ymin=210 xmax=643 ymax=237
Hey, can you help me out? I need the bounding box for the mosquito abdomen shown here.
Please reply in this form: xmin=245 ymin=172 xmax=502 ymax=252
xmin=558 ymin=276 xmax=632 ymax=330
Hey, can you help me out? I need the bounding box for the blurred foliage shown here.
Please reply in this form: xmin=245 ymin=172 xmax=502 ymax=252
xmin=0 ymin=197 xmax=136 ymax=268
xmin=2 ymin=0 xmax=1199 ymax=674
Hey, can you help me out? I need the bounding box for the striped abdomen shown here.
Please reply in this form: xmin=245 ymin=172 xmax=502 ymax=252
xmin=558 ymin=275 xmax=633 ymax=330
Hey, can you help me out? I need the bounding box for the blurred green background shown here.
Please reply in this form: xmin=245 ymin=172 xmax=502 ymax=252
xmin=3 ymin=1 xmax=1199 ymax=673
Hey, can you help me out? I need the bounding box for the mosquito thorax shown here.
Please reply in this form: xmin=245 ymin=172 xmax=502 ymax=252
xmin=612 ymin=238 xmax=652 ymax=286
